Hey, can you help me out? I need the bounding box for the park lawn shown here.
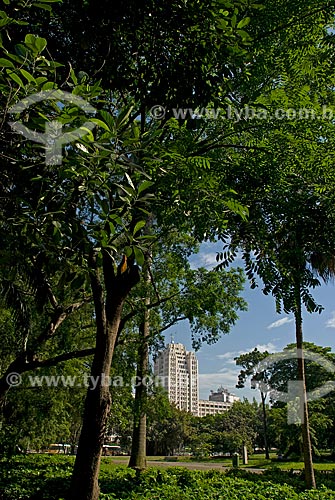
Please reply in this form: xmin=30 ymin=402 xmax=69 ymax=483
xmin=237 ymin=454 xmax=335 ymax=471
xmin=271 ymin=462 xmax=335 ymax=471
xmin=103 ymin=453 xmax=335 ymax=471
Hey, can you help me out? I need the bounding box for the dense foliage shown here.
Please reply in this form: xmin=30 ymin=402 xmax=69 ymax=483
xmin=2 ymin=0 xmax=335 ymax=495
xmin=2 ymin=455 xmax=335 ymax=500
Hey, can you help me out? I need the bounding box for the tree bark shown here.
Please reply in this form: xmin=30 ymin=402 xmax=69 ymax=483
xmin=128 ymin=333 xmax=148 ymax=470
xmin=129 ymin=257 xmax=150 ymax=470
xmin=294 ymin=285 xmax=316 ymax=489
xmin=69 ymin=253 xmax=139 ymax=500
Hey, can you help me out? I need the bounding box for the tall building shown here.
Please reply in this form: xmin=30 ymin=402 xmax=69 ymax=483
xmin=154 ymin=342 xmax=199 ymax=415
xmin=154 ymin=343 xmax=239 ymax=417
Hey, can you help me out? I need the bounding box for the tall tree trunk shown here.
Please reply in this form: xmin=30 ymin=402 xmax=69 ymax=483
xmin=128 ymin=323 xmax=149 ymax=470
xmin=69 ymin=253 xmax=139 ymax=500
xmin=260 ymin=391 xmax=270 ymax=460
xmin=129 ymin=257 xmax=150 ymax=470
xmin=294 ymin=285 xmax=316 ymax=489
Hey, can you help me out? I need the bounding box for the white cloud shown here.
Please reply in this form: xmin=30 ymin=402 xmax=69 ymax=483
xmin=200 ymin=252 xmax=218 ymax=267
xmin=217 ymin=351 xmax=239 ymax=360
xmin=198 ymin=370 xmax=262 ymax=401
xmin=189 ymin=252 xmax=218 ymax=270
xmin=267 ymin=317 xmax=294 ymax=329
xmin=253 ymin=342 xmax=278 ymax=353
xmin=199 ymin=370 xmax=239 ymax=393
xmin=217 ymin=343 xmax=279 ymax=363
xmin=326 ymin=311 xmax=335 ymax=328
xmin=190 ymin=243 xmax=244 ymax=271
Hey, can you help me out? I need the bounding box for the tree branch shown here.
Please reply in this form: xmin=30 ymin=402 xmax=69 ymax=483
xmin=25 ymin=348 xmax=96 ymax=371
xmin=156 ymin=316 xmax=187 ymax=334
xmin=254 ymin=5 xmax=332 ymax=43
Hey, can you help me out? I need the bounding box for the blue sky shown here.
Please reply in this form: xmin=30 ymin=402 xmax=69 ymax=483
xmin=161 ymin=242 xmax=335 ymax=401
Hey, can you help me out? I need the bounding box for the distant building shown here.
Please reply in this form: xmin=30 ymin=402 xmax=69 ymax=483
xmin=209 ymin=386 xmax=239 ymax=404
xmin=154 ymin=344 xmax=239 ymax=417
xmin=198 ymin=399 xmax=232 ymax=417
xmin=154 ymin=342 xmax=199 ymax=416
xmin=198 ymin=386 xmax=239 ymax=417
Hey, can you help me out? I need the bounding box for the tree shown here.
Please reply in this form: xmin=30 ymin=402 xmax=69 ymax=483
xmin=146 ymin=388 xmax=193 ymax=456
xmin=208 ymin=400 xmax=260 ymax=455
xmin=26 ymin=0 xmax=253 ymax=112
xmin=240 ymin=343 xmax=335 ymax=460
xmin=128 ymin=251 xmax=151 ymax=471
xmin=220 ymin=178 xmax=335 ymax=488
xmin=127 ymin=235 xmax=246 ymax=469
xmin=1 ymin=56 xmax=248 ymax=500
xmin=3 ymin=1 xmax=335 ymax=497
xmin=214 ymin=4 xmax=335 ymax=485
xmin=0 ymin=357 xmax=89 ymax=456
xmin=0 ymin=3 xmax=99 ymax=406
xmin=235 ymin=348 xmax=271 ymax=459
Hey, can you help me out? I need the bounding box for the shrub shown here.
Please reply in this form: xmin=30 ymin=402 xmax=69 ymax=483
xmin=1 ymin=456 xmax=335 ymax=500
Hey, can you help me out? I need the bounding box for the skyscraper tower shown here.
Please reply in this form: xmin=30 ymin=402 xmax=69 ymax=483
xmin=154 ymin=342 xmax=199 ymax=416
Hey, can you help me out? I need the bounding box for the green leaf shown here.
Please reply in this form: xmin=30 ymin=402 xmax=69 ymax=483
xmin=0 ymin=58 xmax=14 ymax=68
xmin=35 ymin=37 xmax=47 ymax=53
xmin=138 ymin=180 xmax=154 ymax=195
xmin=99 ymin=110 xmax=114 ymax=131
xmin=237 ymin=29 xmax=251 ymax=40
xmin=20 ymin=68 xmax=36 ymax=83
xmin=98 ymin=197 xmax=109 ymax=216
xmin=78 ymin=127 xmax=95 ymax=141
xmin=90 ymin=118 xmax=111 ymax=132
xmin=24 ymin=34 xmax=47 ymax=53
xmin=32 ymin=3 xmax=52 ymax=11
xmin=25 ymin=34 xmax=36 ymax=46
xmin=124 ymin=246 xmax=133 ymax=257
xmin=133 ymin=220 xmax=146 ymax=236
xmin=116 ymin=105 xmax=133 ymax=128
xmin=237 ymin=17 xmax=250 ymax=29
xmin=125 ymin=172 xmax=135 ymax=190
xmin=35 ymin=76 xmax=48 ymax=85
xmin=109 ymin=222 xmax=115 ymax=235
xmin=133 ymin=246 xmax=144 ymax=266
xmin=14 ymin=43 xmax=29 ymax=59
xmin=7 ymin=71 xmax=24 ymax=88
xmin=42 ymin=81 xmax=56 ymax=90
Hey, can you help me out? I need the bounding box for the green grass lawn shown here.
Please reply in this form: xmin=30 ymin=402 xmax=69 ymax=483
xmin=240 ymin=454 xmax=335 ymax=471
xmin=103 ymin=453 xmax=335 ymax=471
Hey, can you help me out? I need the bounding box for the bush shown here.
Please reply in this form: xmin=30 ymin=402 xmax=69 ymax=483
xmin=1 ymin=456 xmax=335 ymax=500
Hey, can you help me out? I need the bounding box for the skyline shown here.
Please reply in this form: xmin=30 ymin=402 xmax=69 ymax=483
xmin=162 ymin=241 xmax=335 ymax=401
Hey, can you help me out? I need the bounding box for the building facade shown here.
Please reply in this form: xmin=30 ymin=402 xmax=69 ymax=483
xmin=209 ymin=386 xmax=240 ymax=404
xmin=154 ymin=344 xmax=239 ymax=417
xmin=198 ymin=399 xmax=232 ymax=417
xmin=198 ymin=386 xmax=240 ymax=417
xmin=154 ymin=342 xmax=199 ymax=415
